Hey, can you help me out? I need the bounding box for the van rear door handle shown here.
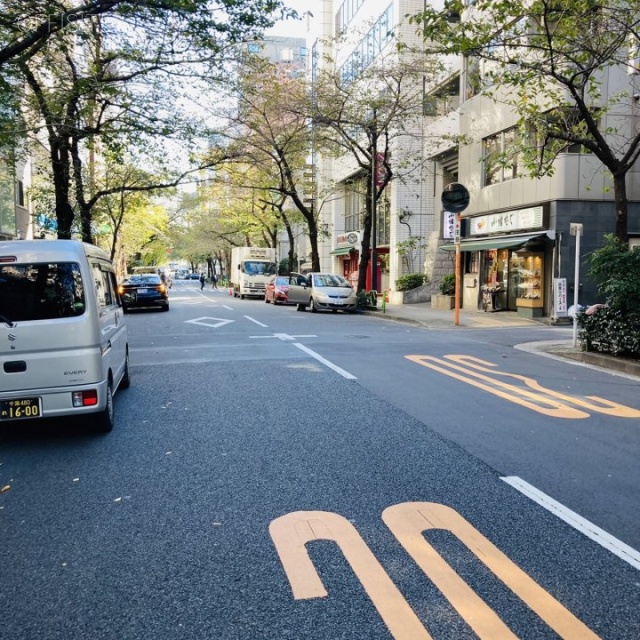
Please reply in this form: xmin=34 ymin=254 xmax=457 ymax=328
xmin=4 ymin=361 xmax=26 ymax=373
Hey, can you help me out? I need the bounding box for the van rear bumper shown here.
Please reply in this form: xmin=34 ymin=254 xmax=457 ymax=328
xmin=0 ymin=379 xmax=110 ymax=422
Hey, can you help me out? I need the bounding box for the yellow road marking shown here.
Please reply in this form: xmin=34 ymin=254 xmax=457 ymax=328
xmin=270 ymin=505 xmax=601 ymax=639
xmin=406 ymin=355 xmax=587 ymax=418
xmin=446 ymin=355 xmax=640 ymax=418
xmin=269 ymin=511 xmax=432 ymax=639
xmin=406 ymin=355 xmax=640 ymax=418
xmin=383 ymin=502 xmax=600 ymax=640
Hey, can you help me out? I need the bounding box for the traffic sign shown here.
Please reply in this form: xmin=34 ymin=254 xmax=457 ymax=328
xmin=441 ymin=183 xmax=470 ymax=213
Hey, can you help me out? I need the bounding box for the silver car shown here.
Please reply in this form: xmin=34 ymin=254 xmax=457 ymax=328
xmin=287 ymin=272 xmax=357 ymax=313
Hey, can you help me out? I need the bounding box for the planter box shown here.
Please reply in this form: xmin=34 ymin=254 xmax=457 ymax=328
xmin=389 ymin=284 xmax=432 ymax=305
xmin=432 ymin=293 xmax=455 ymax=310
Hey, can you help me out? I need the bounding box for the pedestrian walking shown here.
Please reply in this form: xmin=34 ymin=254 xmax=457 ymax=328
xmin=199 ymin=273 xmax=205 ymax=290
xmin=211 ymin=273 xmax=218 ymax=290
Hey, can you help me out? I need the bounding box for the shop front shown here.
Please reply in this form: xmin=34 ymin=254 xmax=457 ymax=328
xmin=442 ymin=206 xmax=555 ymax=318
xmin=332 ymin=232 xmax=360 ymax=287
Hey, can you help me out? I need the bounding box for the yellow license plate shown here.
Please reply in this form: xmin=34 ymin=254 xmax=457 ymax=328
xmin=0 ymin=397 xmax=42 ymax=421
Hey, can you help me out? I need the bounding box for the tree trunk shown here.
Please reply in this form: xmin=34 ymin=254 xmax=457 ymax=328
xmin=308 ymin=217 xmax=320 ymax=271
xmin=50 ymin=140 xmax=74 ymax=239
xmin=71 ymin=137 xmax=93 ymax=243
xmin=357 ymin=168 xmax=373 ymax=293
xmin=283 ymin=215 xmax=296 ymax=274
xmin=613 ymin=173 xmax=628 ymax=243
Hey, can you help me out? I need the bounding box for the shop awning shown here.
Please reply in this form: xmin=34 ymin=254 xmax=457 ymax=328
xmin=440 ymin=231 xmax=550 ymax=252
xmin=330 ymin=246 xmax=355 ymax=256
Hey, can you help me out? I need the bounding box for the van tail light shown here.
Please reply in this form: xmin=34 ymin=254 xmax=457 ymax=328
xmin=117 ymin=285 xmax=125 ymax=295
xmin=72 ymin=390 xmax=98 ymax=407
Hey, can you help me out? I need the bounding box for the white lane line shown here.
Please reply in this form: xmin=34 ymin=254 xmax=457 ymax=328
xmin=294 ymin=343 xmax=357 ymax=380
xmin=250 ymin=333 xmax=317 ymax=341
xmin=501 ymin=476 xmax=640 ymax=570
xmin=244 ymin=315 xmax=268 ymax=327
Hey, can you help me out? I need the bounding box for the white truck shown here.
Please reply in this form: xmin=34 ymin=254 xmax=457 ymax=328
xmin=231 ymin=247 xmax=277 ymax=299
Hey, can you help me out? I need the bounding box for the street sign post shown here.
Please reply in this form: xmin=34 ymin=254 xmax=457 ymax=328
xmin=441 ymin=183 xmax=470 ymax=326
xmin=569 ymin=223 xmax=584 ymax=347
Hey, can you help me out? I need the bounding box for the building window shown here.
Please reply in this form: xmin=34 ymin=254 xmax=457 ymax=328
xmin=424 ymin=75 xmax=460 ymax=116
xmin=336 ymin=0 xmax=365 ymax=35
xmin=338 ymin=4 xmax=394 ymax=88
xmin=344 ymin=181 xmax=364 ymax=232
xmin=482 ymin=128 xmax=520 ymax=186
xmin=16 ymin=180 xmax=25 ymax=207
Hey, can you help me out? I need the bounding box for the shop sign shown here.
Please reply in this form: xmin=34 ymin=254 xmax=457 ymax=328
xmin=336 ymin=231 xmax=360 ymax=246
xmin=442 ymin=211 xmax=456 ymax=239
xmin=470 ymin=206 xmax=543 ymax=236
xmin=554 ymin=278 xmax=568 ymax=316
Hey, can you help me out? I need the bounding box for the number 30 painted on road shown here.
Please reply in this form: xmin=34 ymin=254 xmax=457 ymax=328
xmin=270 ymin=502 xmax=600 ymax=640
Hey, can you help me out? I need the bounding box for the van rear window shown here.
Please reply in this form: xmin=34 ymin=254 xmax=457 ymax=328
xmin=0 ymin=262 xmax=85 ymax=321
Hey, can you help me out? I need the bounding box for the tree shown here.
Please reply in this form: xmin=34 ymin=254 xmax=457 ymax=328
xmin=0 ymin=0 xmax=295 ymax=68
xmin=206 ymin=57 xmax=321 ymax=270
xmin=412 ymin=0 xmax=640 ymax=242
xmin=6 ymin=0 xmax=296 ymax=241
xmin=310 ymin=49 xmax=442 ymax=292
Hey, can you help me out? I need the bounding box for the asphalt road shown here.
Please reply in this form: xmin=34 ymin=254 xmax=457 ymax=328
xmin=1 ymin=281 xmax=639 ymax=640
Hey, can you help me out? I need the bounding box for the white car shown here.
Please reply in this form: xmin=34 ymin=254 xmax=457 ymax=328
xmin=287 ymin=272 xmax=357 ymax=313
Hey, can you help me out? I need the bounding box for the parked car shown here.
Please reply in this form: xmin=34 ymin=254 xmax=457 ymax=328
xmin=188 ymin=272 xmax=200 ymax=280
xmin=264 ymin=275 xmax=292 ymax=305
xmin=118 ymin=274 xmax=169 ymax=312
xmin=287 ymin=272 xmax=357 ymax=313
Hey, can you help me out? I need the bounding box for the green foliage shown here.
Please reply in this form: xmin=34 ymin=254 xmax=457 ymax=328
xmin=395 ymin=273 xmax=426 ymax=291
xmin=439 ymin=273 xmax=456 ymax=295
xmin=577 ymin=235 xmax=640 ymax=358
xmin=410 ymin=0 xmax=638 ymax=240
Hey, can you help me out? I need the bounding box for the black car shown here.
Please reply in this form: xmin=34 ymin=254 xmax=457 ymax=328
xmin=118 ymin=274 xmax=169 ymax=312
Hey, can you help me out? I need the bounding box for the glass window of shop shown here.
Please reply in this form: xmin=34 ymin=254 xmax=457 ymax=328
xmin=481 ymin=249 xmax=510 ymax=311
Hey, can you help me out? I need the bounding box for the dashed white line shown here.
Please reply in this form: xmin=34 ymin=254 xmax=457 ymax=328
xmin=294 ymin=343 xmax=357 ymax=380
xmin=244 ymin=315 xmax=268 ymax=327
xmin=501 ymin=476 xmax=640 ymax=570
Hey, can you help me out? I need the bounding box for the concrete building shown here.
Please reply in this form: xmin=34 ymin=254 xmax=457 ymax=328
xmin=430 ymin=5 xmax=640 ymax=319
xmin=0 ymin=154 xmax=34 ymax=241
xmin=308 ymin=0 xmax=640 ymax=317
xmin=307 ymin=0 xmax=445 ymax=295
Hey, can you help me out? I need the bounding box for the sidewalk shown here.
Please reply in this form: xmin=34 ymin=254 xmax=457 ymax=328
xmin=363 ymin=301 xmax=640 ymax=379
xmin=363 ymin=300 xmax=543 ymax=330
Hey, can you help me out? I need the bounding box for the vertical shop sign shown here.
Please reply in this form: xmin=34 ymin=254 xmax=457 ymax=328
xmin=443 ymin=211 xmax=456 ymax=239
xmin=554 ymin=278 xmax=568 ymax=316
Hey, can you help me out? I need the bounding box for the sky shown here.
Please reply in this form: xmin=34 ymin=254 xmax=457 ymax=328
xmin=266 ymin=0 xmax=314 ymax=38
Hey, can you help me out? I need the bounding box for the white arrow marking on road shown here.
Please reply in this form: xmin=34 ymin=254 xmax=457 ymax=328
xmin=185 ymin=317 xmax=234 ymax=328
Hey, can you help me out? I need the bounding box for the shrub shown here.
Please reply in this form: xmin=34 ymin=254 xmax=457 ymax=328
xmin=395 ymin=273 xmax=426 ymax=291
xmin=577 ymin=235 xmax=640 ymax=358
xmin=439 ymin=273 xmax=456 ymax=295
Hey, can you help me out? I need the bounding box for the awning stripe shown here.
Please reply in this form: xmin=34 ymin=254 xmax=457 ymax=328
xmin=330 ymin=246 xmax=355 ymax=256
xmin=440 ymin=232 xmax=549 ymax=252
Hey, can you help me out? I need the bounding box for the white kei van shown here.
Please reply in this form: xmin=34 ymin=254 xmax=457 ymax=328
xmin=0 ymin=240 xmax=130 ymax=432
